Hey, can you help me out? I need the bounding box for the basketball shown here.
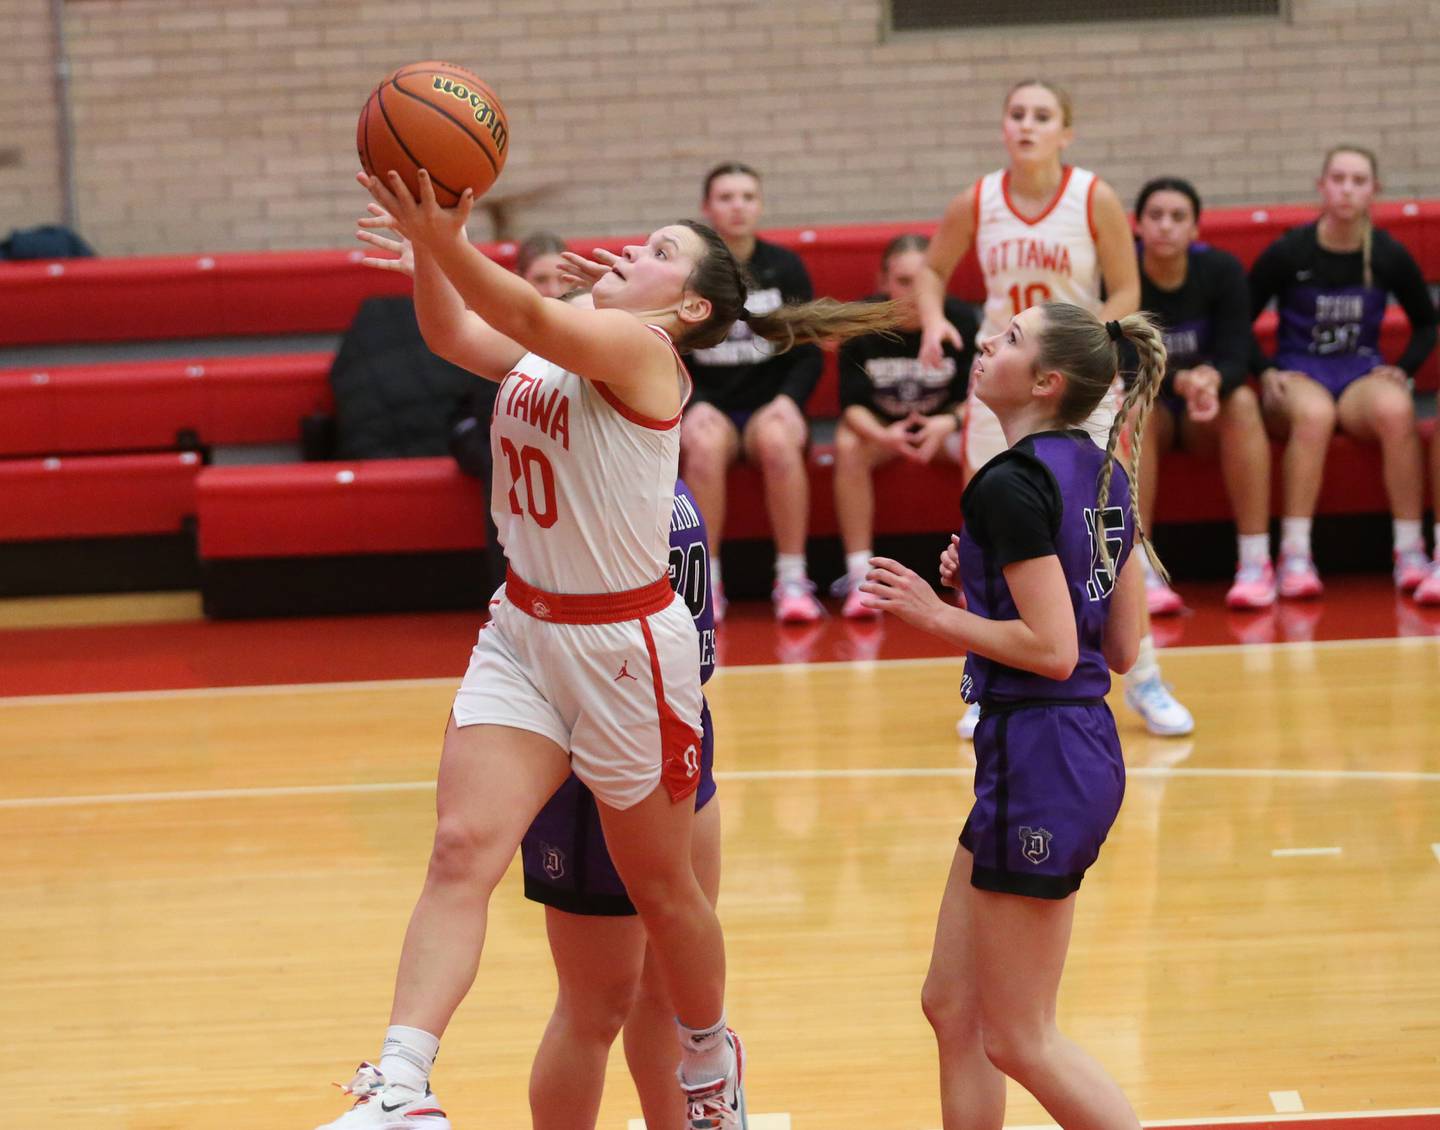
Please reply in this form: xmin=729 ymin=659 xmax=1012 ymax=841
xmin=357 ymin=61 xmax=509 ymax=207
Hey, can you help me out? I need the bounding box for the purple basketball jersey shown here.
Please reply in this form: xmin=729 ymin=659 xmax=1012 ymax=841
xmin=668 ymin=479 xmax=715 ymax=685
xmin=959 ymin=431 xmax=1134 ymax=705
xmin=1274 ymin=283 xmax=1387 ymax=393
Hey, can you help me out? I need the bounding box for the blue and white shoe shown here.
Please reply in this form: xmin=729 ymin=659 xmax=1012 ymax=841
xmin=1124 ymin=674 xmax=1195 ymax=737
xmin=681 ymin=1029 xmax=748 ymax=1129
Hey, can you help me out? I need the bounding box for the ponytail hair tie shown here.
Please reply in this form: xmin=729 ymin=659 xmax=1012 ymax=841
xmin=1105 ymin=320 xmax=1124 ymax=343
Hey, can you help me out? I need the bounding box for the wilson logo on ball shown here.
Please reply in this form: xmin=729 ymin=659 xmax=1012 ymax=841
xmin=431 ymin=76 xmax=508 ymax=154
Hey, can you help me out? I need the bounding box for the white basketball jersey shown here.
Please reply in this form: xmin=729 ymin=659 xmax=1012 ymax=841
xmin=490 ymin=326 xmax=688 ymax=593
xmin=975 ymin=165 xmax=1102 ymax=338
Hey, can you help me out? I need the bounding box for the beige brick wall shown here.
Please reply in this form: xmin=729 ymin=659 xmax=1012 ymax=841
xmin=2 ymin=0 xmax=1437 ymax=256
xmin=0 ymin=0 xmax=63 ymax=238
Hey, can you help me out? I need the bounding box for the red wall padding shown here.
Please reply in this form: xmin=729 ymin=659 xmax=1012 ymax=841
xmin=0 ymin=452 xmax=201 ymax=540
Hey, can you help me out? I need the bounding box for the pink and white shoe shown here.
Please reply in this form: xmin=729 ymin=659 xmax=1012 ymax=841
xmin=1144 ymin=570 xmax=1184 ymax=616
xmin=1225 ymin=561 xmax=1278 ymax=610
xmin=841 ymin=584 xmax=879 ymax=620
xmin=314 ymin=1063 xmax=449 ymax=1130
xmin=1394 ymin=547 xmax=1430 ymax=592
xmin=681 ymin=1029 xmax=748 ymax=1129
xmin=1413 ymin=560 xmax=1440 ymax=606
xmin=1277 ymin=552 xmax=1323 ymax=600
xmin=773 ymin=578 xmax=824 ymax=623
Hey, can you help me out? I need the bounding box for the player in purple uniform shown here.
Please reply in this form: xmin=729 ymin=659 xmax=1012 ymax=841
xmin=522 ymin=479 xmax=721 ymax=1130
xmin=1249 ymin=146 xmax=1438 ymax=599
xmin=1133 ymin=177 xmax=1275 ymax=612
xmin=860 ymin=302 xmax=1160 ymax=1130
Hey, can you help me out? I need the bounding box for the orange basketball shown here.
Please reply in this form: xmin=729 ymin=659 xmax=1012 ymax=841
xmin=357 ymin=61 xmax=509 ymax=207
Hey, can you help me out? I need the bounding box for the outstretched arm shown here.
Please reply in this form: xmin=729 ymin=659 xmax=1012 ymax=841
xmin=917 ymin=184 xmax=978 ymax=367
xmin=361 ymin=170 xmax=674 ymax=397
xmin=356 ymin=202 xmax=524 ymax=382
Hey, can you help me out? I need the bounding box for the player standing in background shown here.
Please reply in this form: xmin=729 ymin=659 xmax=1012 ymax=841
xmin=680 ymin=162 xmax=828 ymax=624
xmin=914 ymin=78 xmax=1192 ymax=739
xmin=861 ymin=303 xmax=1161 ymax=1130
xmin=1132 ymin=177 xmax=1275 ymax=612
xmin=1249 ymin=145 xmax=1438 ymax=600
xmin=832 ymin=234 xmax=976 ymax=618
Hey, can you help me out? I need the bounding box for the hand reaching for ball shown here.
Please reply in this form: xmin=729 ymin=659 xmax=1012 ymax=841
xmin=355 ymin=203 xmax=415 ymax=276
xmin=358 ymin=168 xmax=472 ymax=251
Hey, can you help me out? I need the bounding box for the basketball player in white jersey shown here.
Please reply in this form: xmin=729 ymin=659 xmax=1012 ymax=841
xmin=315 ymin=167 xmax=898 ymax=1130
xmin=915 ymin=79 xmax=1193 ymax=739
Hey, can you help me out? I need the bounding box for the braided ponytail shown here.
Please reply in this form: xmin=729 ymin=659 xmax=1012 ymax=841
xmin=1096 ymin=313 xmax=1168 ymax=583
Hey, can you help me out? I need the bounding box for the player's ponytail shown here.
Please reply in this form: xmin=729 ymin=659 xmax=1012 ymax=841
xmin=675 ymin=219 xmax=903 ymax=351
xmin=1034 ymin=302 xmax=1168 ymax=583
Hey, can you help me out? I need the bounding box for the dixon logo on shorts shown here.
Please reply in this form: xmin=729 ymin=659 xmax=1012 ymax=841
xmin=530 ymin=598 xmax=551 ymax=619
xmin=682 ymin=744 xmax=699 ymax=778
xmin=540 ymin=842 xmax=566 ymax=879
xmin=1018 ymin=826 xmax=1052 ymax=865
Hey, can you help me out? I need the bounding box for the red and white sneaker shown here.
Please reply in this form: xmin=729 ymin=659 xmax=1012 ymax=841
xmin=1413 ymin=560 xmax=1440 ymax=606
xmin=1144 ymin=570 xmax=1184 ymax=616
xmin=1225 ymin=561 xmax=1278 ymax=610
xmin=773 ymin=578 xmax=824 ymax=623
xmin=1394 ymin=547 xmax=1430 ymax=592
xmin=315 ymin=1064 xmax=449 ymax=1130
xmin=681 ymin=1029 xmax=748 ymax=1130
xmin=1277 ymin=552 xmax=1323 ymax=600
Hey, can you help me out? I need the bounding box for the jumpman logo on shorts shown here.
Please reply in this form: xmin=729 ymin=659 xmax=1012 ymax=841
xmin=614 ymin=660 xmax=638 ymax=682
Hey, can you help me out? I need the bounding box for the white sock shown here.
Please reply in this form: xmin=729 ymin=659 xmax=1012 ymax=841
xmin=1126 ymin=634 xmax=1160 ymax=687
xmin=1237 ymin=533 xmax=1270 ymax=570
xmin=1280 ymin=517 xmax=1312 ymax=558
xmin=1393 ymin=518 xmax=1423 ymax=554
xmin=775 ymin=553 xmax=807 ymax=586
xmin=845 ymin=550 xmax=872 ymax=582
xmin=677 ymin=1014 xmax=733 ymax=1086
xmin=379 ymin=1025 xmax=440 ymax=1094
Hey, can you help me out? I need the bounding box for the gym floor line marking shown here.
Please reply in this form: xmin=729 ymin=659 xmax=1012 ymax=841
xmin=1003 ymin=1106 xmax=1440 ymax=1129
xmin=1271 ymin=846 xmax=1343 ymax=858
xmin=4 ymin=764 xmax=1440 ymax=810
xmin=1271 ymin=1091 xmax=1307 ymax=1113
xmin=2 ymin=633 xmax=1436 ymax=706
xmin=1432 ymin=843 xmax=1440 ymax=863
xmin=630 ymin=1115 xmax=790 ymax=1130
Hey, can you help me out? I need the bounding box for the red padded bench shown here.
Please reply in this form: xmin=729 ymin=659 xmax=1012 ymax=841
xmin=0 ymin=353 xmax=333 ymax=457
xmin=0 ymin=452 xmax=201 ymax=540
xmin=5 ymin=202 xmax=1437 ymax=348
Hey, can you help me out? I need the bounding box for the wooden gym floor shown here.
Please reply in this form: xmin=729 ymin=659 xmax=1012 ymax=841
xmin=1 ymin=580 xmax=1437 ymax=1129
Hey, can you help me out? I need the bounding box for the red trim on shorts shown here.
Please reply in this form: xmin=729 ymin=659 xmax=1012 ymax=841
xmin=1085 ymin=175 xmax=1099 ymax=242
xmin=1001 ymin=165 xmax=1074 ymax=227
xmin=640 ymin=616 xmax=703 ymax=804
xmin=505 ymin=567 xmax=674 ymax=625
xmin=592 ymin=325 xmax=689 ymax=431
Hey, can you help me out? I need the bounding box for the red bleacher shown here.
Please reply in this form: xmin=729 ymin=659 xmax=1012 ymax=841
xmin=3 ymin=202 xmax=1439 ymax=602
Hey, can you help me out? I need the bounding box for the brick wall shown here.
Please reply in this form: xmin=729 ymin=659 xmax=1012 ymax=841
xmin=0 ymin=1 xmax=63 ymax=238
xmin=2 ymin=0 xmax=1437 ymax=256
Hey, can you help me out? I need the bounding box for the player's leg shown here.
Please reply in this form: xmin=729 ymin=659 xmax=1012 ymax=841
xmin=1205 ymin=385 xmax=1275 ymax=608
xmin=529 ymin=910 xmax=647 ymax=1130
xmin=971 ymin=888 xmax=1140 ymax=1130
xmin=1336 ymin=374 xmax=1426 ymax=590
xmin=744 ymin=399 xmax=823 ymax=622
xmin=921 ymin=845 xmax=1007 ymax=1130
xmin=1136 ymin=402 xmax=1182 ymax=615
xmin=1415 ymin=436 xmax=1440 ymax=605
xmin=680 ymin=404 xmax=742 ymax=618
xmin=1267 ymin=375 xmax=1336 ymax=597
xmin=624 ymin=797 xmax=724 ymax=1129
xmin=318 ymin=719 xmax=571 ymax=1129
xmin=833 ymin=419 xmax=896 ymax=618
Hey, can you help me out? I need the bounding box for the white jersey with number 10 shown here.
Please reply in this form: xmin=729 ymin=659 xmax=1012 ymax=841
xmin=974 ymin=164 xmax=1102 ymax=340
xmin=490 ymin=325 xmax=690 ymax=593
